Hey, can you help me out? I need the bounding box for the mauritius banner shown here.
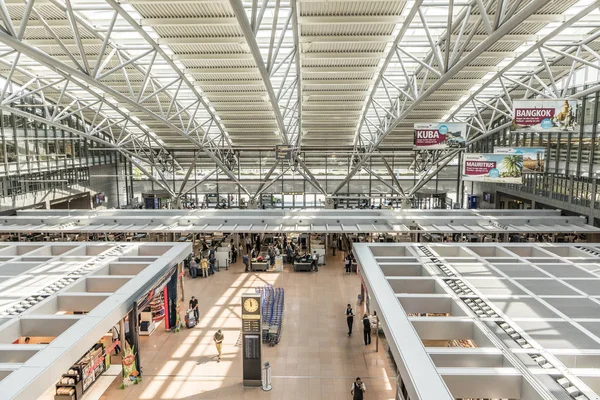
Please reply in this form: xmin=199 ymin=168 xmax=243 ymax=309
xmin=414 ymin=122 xmax=467 ymax=149
xmin=462 ymin=153 xmax=523 ymax=184
xmin=494 ymin=147 xmax=545 ymax=173
xmin=512 ymin=99 xmax=577 ymax=132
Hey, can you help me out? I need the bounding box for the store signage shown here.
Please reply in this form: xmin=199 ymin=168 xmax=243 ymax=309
xmin=512 ymin=99 xmax=577 ymax=132
xmin=494 ymin=147 xmax=545 ymax=173
xmin=462 ymin=153 xmax=523 ymax=184
xmin=275 ymin=145 xmax=293 ymax=160
xmin=414 ymin=122 xmax=467 ymax=149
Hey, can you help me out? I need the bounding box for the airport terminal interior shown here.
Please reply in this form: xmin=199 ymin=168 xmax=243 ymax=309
xmin=1 ymin=0 xmax=600 ymax=399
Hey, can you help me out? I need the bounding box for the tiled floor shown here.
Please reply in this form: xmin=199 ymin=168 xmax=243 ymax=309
xmin=100 ymin=250 xmax=397 ymax=400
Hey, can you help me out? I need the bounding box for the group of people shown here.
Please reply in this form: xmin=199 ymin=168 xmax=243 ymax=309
xmin=188 ymin=243 xmax=218 ymax=278
xmin=345 ymin=304 xmax=378 ymax=346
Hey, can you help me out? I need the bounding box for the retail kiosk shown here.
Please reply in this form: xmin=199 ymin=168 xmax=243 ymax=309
xmin=0 ymin=242 xmax=190 ymax=400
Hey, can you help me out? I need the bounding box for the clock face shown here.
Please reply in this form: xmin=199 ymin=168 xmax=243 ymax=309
xmin=243 ymin=298 xmax=259 ymax=313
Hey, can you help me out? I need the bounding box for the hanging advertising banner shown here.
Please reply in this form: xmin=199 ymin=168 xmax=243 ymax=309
xmin=462 ymin=153 xmax=523 ymax=184
xmin=414 ymin=122 xmax=467 ymax=149
xmin=512 ymin=99 xmax=577 ymax=132
xmin=494 ymin=147 xmax=545 ymax=173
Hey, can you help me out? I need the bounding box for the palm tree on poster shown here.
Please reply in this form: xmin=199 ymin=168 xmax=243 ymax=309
xmin=500 ymin=155 xmax=523 ymax=178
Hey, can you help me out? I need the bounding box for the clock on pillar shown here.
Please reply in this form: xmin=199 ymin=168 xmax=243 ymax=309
xmin=241 ymin=293 xmax=262 ymax=387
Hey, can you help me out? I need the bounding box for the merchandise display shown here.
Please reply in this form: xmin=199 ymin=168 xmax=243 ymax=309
xmin=55 ymin=343 xmax=105 ymax=399
xmin=140 ymin=291 xmax=165 ymax=336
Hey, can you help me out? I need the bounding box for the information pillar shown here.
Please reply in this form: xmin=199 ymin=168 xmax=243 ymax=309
xmin=241 ymin=293 xmax=262 ymax=387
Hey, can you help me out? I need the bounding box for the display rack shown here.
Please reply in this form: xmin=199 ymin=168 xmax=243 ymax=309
xmin=140 ymin=292 xmax=164 ymax=336
xmin=139 ymin=311 xmax=156 ymax=336
xmin=54 ymin=366 xmax=83 ymax=400
xmin=57 ymin=342 xmax=106 ymax=399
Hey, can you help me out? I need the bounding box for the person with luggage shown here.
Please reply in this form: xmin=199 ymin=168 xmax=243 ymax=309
xmin=189 ymin=257 xmax=198 ymax=279
xmin=189 ymin=296 xmax=199 ymax=322
xmin=201 ymin=256 xmax=209 ymax=278
xmin=362 ymin=313 xmax=371 ymax=345
xmin=350 ymin=377 xmax=366 ymax=400
xmin=346 ymin=304 xmax=354 ymax=336
xmin=213 ymin=329 xmax=224 ymax=362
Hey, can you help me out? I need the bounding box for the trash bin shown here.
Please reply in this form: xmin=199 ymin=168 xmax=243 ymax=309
xmin=262 ymin=362 xmax=272 ymax=391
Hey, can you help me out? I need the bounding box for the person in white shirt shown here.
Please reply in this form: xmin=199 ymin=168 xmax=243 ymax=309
xmin=351 ymin=377 xmax=366 ymax=400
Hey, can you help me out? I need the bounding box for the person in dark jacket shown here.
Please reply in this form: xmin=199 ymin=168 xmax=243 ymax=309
xmin=351 ymin=377 xmax=366 ymax=400
xmin=362 ymin=313 xmax=371 ymax=345
xmin=346 ymin=304 xmax=354 ymax=336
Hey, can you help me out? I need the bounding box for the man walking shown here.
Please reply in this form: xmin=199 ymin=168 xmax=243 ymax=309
xmin=245 ymin=235 xmax=252 ymax=254
xmin=345 ymin=255 xmax=351 ymax=274
xmin=362 ymin=313 xmax=371 ymax=345
xmin=312 ymin=250 xmax=319 ymax=272
xmin=346 ymin=304 xmax=354 ymax=336
xmin=350 ymin=377 xmax=366 ymax=400
xmin=242 ymin=254 xmax=249 ymax=272
xmin=189 ymin=257 xmax=198 ymax=279
xmin=213 ymin=329 xmax=224 ymax=362
xmin=189 ymin=296 xmax=199 ymax=322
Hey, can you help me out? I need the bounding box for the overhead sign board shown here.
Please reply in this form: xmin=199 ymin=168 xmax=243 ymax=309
xmin=414 ymin=122 xmax=467 ymax=149
xmin=494 ymin=147 xmax=545 ymax=173
xmin=512 ymin=99 xmax=577 ymax=132
xmin=275 ymin=145 xmax=293 ymax=160
xmin=462 ymin=153 xmax=523 ymax=184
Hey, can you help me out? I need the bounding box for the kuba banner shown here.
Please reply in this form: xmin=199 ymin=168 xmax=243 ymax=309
xmin=414 ymin=122 xmax=467 ymax=149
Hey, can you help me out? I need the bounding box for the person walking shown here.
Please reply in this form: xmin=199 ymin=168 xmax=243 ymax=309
xmin=312 ymin=250 xmax=319 ymax=272
xmin=200 ymin=256 xmax=209 ymax=278
xmin=351 ymin=377 xmax=366 ymax=400
xmin=111 ymin=326 xmax=121 ymax=354
xmin=286 ymin=244 xmax=292 ymax=264
xmin=362 ymin=313 xmax=371 ymax=345
xmin=213 ymin=329 xmax=224 ymax=362
xmin=189 ymin=257 xmax=198 ymax=279
xmin=345 ymin=255 xmax=351 ymax=274
xmin=346 ymin=304 xmax=354 ymax=336
xmin=189 ymin=296 xmax=199 ymax=322
xmin=231 ymin=244 xmax=237 ymax=263
xmin=245 ymin=235 xmax=252 ymax=254
xmin=209 ymin=253 xmax=216 ymax=274
xmin=242 ymin=254 xmax=249 ymax=272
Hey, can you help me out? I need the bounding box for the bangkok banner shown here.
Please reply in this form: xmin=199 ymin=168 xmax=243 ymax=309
xmin=512 ymin=99 xmax=577 ymax=132
xmin=414 ymin=122 xmax=467 ymax=149
xmin=494 ymin=147 xmax=545 ymax=173
xmin=462 ymin=153 xmax=523 ymax=184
